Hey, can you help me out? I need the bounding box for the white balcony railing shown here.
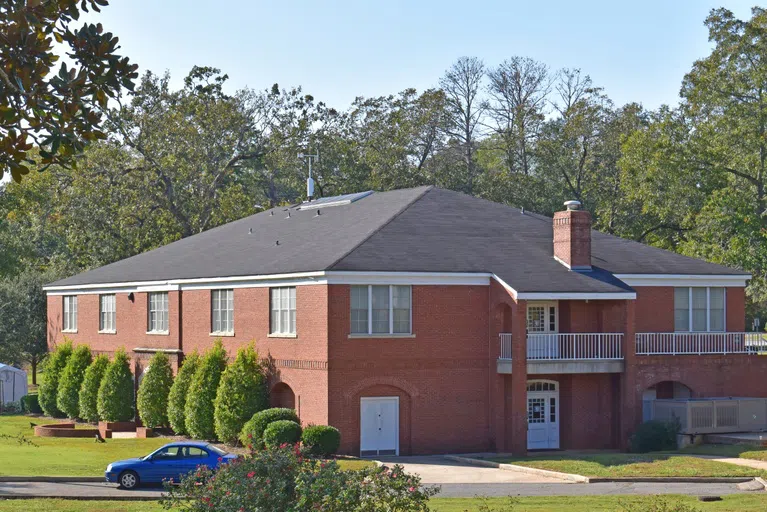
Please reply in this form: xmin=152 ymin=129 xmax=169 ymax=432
xmin=636 ymin=332 xmax=767 ymax=355
xmin=498 ymin=333 xmax=624 ymax=361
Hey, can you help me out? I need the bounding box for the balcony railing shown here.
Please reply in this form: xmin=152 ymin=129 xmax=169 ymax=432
xmin=498 ymin=333 xmax=624 ymax=361
xmin=635 ymin=332 xmax=767 ymax=355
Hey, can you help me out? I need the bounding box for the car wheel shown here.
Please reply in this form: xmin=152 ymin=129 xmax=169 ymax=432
xmin=118 ymin=470 xmax=139 ymax=490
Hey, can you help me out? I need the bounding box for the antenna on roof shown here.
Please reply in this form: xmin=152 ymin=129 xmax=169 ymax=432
xmin=298 ymin=152 xmax=319 ymax=202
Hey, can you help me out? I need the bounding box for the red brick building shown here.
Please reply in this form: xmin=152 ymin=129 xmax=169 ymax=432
xmin=44 ymin=187 xmax=762 ymax=456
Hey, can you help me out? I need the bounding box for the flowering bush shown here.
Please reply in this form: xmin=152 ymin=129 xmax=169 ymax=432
xmin=161 ymin=444 xmax=438 ymax=512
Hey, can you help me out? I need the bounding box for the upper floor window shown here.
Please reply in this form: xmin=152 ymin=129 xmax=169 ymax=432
xmin=63 ymin=295 xmax=78 ymax=332
xmin=270 ymin=287 xmax=296 ymax=335
xmin=148 ymin=292 xmax=169 ymax=333
xmin=350 ymin=285 xmax=411 ymax=335
xmin=211 ymin=289 xmax=234 ymax=334
xmin=674 ymin=287 xmax=725 ymax=332
xmin=99 ymin=294 xmax=116 ymax=332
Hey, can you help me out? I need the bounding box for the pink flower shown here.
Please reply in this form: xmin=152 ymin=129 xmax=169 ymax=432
xmin=409 ymin=486 xmax=415 ymax=492
xmin=247 ymin=471 xmax=256 ymax=478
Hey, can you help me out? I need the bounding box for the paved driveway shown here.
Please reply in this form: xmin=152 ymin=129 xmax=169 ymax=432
xmin=376 ymin=455 xmax=574 ymax=484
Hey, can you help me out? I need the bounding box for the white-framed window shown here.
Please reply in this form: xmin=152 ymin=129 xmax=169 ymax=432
xmin=674 ymin=287 xmax=725 ymax=332
xmin=63 ymin=295 xmax=78 ymax=332
xmin=350 ymin=285 xmax=411 ymax=335
xmin=147 ymin=292 xmax=169 ymax=333
xmin=270 ymin=287 xmax=296 ymax=335
xmin=211 ymin=289 xmax=234 ymax=334
xmin=99 ymin=294 xmax=116 ymax=332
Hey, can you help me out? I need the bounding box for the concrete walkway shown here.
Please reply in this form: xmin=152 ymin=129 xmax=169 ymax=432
xmin=0 ymin=480 xmax=751 ymax=499
xmin=682 ymin=454 xmax=767 ymax=471
xmin=376 ymin=455 xmax=568 ymax=484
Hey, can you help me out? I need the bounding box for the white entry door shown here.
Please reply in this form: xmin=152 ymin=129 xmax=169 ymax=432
xmin=527 ymin=302 xmax=558 ymax=359
xmin=527 ymin=381 xmax=560 ymax=450
xmin=360 ymin=397 xmax=399 ymax=456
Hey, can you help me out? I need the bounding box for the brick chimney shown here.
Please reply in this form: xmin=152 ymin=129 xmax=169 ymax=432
xmin=553 ymin=200 xmax=592 ymax=271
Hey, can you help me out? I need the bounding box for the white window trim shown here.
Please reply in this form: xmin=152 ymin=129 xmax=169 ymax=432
xmin=351 ymin=285 xmax=412 ymax=336
xmin=210 ymin=289 xmax=234 ymax=336
xmin=62 ymin=295 xmax=78 ymax=333
xmin=270 ymin=287 xmax=296 ymax=336
xmin=147 ymin=292 xmax=169 ymax=334
xmin=675 ymin=287 xmax=726 ymax=333
xmin=98 ymin=294 xmax=116 ymax=334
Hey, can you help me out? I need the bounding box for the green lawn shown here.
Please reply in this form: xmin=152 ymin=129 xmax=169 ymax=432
xmin=0 ymin=414 xmax=371 ymax=476
xmin=489 ymin=452 xmax=765 ymax=478
xmin=4 ymin=496 xmax=767 ymax=512
xmin=679 ymin=443 xmax=767 ymax=462
xmin=0 ymin=415 xmax=168 ymax=476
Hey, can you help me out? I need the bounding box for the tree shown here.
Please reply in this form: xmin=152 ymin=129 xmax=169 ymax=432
xmin=56 ymin=344 xmax=92 ymax=419
xmin=38 ymin=339 xmax=72 ymax=417
xmin=185 ymin=341 xmax=227 ymax=440
xmin=486 ymin=57 xmax=550 ymax=177
xmin=0 ymin=269 xmax=60 ymax=382
xmin=167 ymin=351 xmax=199 ymax=435
xmin=213 ymin=345 xmax=268 ymax=444
xmin=440 ymin=57 xmax=487 ymax=193
xmin=78 ymin=354 xmax=109 ymax=422
xmin=137 ymin=352 xmax=174 ymax=428
xmin=619 ymin=7 xmax=767 ymax=306
xmin=97 ymin=349 xmax=134 ymax=422
xmin=0 ymin=0 xmax=137 ymax=182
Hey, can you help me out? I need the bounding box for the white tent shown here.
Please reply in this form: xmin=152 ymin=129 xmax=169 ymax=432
xmin=0 ymin=363 xmax=28 ymax=406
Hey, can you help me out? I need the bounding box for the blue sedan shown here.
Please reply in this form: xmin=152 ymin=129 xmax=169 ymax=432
xmin=105 ymin=441 xmax=237 ymax=489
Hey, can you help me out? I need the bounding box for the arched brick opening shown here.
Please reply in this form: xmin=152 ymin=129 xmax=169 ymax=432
xmin=642 ymin=380 xmax=693 ymax=421
xmin=270 ymin=382 xmax=296 ymax=410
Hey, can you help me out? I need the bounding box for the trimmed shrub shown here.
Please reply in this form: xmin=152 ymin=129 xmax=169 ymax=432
xmin=239 ymin=407 xmax=299 ymax=447
xmin=38 ymin=340 xmax=73 ymax=417
xmin=301 ymin=425 xmax=341 ymax=456
xmin=21 ymin=393 xmax=41 ymax=414
xmin=78 ymin=355 xmax=109 ymax=422
xmin=629 ymin=419 xmax=680 ymax=453
xmin=137 ymin=352 xmax=174 ymax=428
xmin=263 ymin=420 xmax=302 ymax=447
xmin=56 ymin=345 xmax=92 ymax=419
xmin=97 ymin=349 xmax=135 ymax=422
xmin=214 ymin=345 xmax=268 ymax=444
xmin=167 ymin=352 xmax=200 ymax=435
xmin=185 ymin=340 xmax=227 ymax=439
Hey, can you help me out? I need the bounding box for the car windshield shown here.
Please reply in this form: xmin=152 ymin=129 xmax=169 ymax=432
xmin=206 ymin=444 xmax=228 ymax=456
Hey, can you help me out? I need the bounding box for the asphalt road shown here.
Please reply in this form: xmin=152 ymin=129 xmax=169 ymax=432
xmin=0 ymin=480 xmax=750 ymax=499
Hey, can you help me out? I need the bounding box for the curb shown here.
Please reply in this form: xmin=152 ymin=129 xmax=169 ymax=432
xmin=755 ymin=476 xmax=767 ymax=490
xmin=588 ymin=477 xmax=754 ymax=483
xmin=0 ymin=477 xmax=103 ymax=483
xmin=444 ymin=455 xmax=588 ymax=483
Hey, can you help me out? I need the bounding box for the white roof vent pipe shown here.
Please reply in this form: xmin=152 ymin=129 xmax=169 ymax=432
xmin=298 ymin=152 xmax=319 ymax=202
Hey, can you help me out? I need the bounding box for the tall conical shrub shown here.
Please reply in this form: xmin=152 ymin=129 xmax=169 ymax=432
xmin=167 ymin=352 xmax=200 ymax=435
xmin=97 ymin=349 xmax=134 ymax=422
xmin=56 ymin=344 xmax=92 ymax=419
xmin=79 ymin=355 xmax=109 ymax=422
xmin=137 ymin=352 xmax=174 ymax=428
xmin=214 ymin=345 xmax=268 ymax=444
xmin=185 ymin=340 xmax=227 ymax=440
xmin=39 ymin=340 xmax=73 ymax=417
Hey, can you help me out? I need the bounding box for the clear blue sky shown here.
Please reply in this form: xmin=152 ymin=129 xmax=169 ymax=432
xmin=83 ymin=1 xmax=756 ymax=110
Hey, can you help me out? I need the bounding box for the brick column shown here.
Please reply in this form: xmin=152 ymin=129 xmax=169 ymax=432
xmin=510 ymin=298 xmax=527 ymax=456
xmin=489 ymin=307 xmax=506 ymax=452
xmin=620 ymin=299 xmax=637 ymax=450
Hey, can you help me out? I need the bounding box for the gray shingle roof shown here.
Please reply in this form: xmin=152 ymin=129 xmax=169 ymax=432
xmin=48 ymin=186 xmax=747 ymax=292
